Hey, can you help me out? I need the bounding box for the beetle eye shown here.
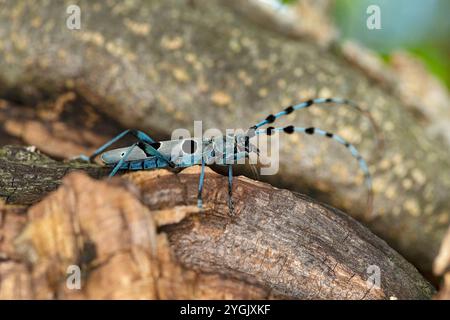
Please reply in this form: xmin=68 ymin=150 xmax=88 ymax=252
xmin=182 ymin=139 xmax=197 ymax=154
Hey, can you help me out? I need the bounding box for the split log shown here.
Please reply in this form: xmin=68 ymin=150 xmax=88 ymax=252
xmin=1 ymin=0 xmax=449 ymax=274
xmin=0 ymin=147 xmax=435 ymax=299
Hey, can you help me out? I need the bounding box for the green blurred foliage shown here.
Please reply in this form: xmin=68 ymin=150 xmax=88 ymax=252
xmin=281 ymin=0 xmax=450 ymax=89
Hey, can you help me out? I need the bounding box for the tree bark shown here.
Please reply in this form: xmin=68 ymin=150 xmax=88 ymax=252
xmin=0 ymin=145 xmax=108 ymax=205
xmin=0 ymin=0 xmax=449 ymax=275
xmin=0 ymin=147 xmax=434 ymax=299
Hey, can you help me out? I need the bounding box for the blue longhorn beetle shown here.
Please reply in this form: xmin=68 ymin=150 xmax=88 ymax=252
xmin=75 ymin=98 xmax=381 ymax=214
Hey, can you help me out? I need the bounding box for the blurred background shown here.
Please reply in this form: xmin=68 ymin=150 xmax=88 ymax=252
xmin=282 ymin=0 xmax=450 ymax=90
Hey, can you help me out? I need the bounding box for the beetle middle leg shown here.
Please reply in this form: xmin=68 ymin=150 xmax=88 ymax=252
xmin=227 ymin=164 xmax=234 ymax=215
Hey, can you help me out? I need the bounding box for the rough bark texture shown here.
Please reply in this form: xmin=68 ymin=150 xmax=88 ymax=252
xmin=0 ymin=0 xmax=449 ymax=276
xmin=220 ymin=0 xmax=337 ymax=46
xmin=0 ymin=147 xmax=434 ymax=299
xmin=0 ymin=146 xmax=109 ymax=205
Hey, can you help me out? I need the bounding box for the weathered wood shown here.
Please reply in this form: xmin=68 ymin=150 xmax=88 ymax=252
xmin=0 ymin=97 xmax=133 ymax=159
xmin=128 ymin=168 xmax=435 ymax=299
xmin=0 ymin=146 xmax=108 ymax=205
xmin=0 ymin=0 xmax=449 ymax=273
xmin=0 ymin=146 xmax=435 ymax=299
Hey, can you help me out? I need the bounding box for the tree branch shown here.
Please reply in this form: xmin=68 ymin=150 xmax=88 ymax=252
xmin=0 ymin=146 xmax=435 ymax=299
xmin=0 ymin=146 xmax=108 ymax=205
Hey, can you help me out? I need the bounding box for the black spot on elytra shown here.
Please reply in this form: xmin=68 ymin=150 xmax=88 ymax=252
xmin=305 ymin=127 xmax=315 ymax=135
xmin=182 ymin=139 xmax=197 ymax=154
xmin=150 ymin=142 xmax=161 ymax=150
